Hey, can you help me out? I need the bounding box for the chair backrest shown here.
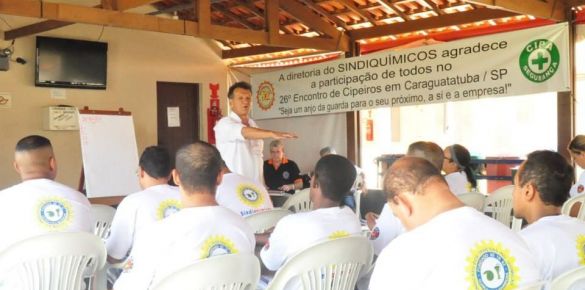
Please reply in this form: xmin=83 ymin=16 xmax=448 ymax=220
xmin=551 ymin=265 xmax=585 ymax=290
xmin=0 ymin=232 xmax=107 ymax=290
xmin=151 ymin=253 xmax=260 ymax=290
xmin=266 ymin=236 xmax=374 ymax=290
xmin=90 ymin=204 xmax=116 ymax=240
xmin=245 ymin=208 xmax=292 ymax=234
xmin=562 ymin=194 xmax=585 ymax=220
xmin=457 ymin=192 xmax=486 ymax=211
xmin=281 ymin=188 xmax=313 ymax=213
xmin=484 ymin=185 xmax=514 ymax=227
xmin=516 ymin=281 xmax=546 ymax=290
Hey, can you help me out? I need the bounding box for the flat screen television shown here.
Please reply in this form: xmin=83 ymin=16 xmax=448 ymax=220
xmin=35 ymin=36 xmax=108 ymax=90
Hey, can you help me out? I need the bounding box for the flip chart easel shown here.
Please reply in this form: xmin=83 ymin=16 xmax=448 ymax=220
xmin=78 ymin=107 xmax=141 ymax=205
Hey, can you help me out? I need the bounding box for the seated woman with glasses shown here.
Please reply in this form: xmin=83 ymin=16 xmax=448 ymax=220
xmin=442 ymin=144 xmax=477 ymax=195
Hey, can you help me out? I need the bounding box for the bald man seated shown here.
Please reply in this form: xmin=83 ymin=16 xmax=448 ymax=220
xmin=369 ymin=157 xmax=539 ymax=290
xmin=0 ymin=135 xmax=93 ymax=252
xmin=368 ymin=141 xmax=444 ymax=256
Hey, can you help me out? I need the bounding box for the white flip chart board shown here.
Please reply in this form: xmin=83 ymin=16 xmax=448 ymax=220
xmin=78 ymin=109 xmax=141 ymax=198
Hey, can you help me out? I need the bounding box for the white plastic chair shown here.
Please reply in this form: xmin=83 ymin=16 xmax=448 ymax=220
xmin=281 ymin=188 xmax=313 ymax=213
xmin=90 ymin=204 xmax=116 ymax=240
xmin=562 ymin=194 xmax=585 ymax=220
xmin=90 ymin=204 xmax=116 ymax=290
xmin=457 ymin=192 xmax=486 ymax=211
xmin=551 ymin=265 xmax=585 ymax=290
xmin=151 ymin=253 xmax=260 ymax=290
xmin=517 ymin=281 xmax=546 ymax=290
xmin=484 ymin=185 xmax=514 ymax=227
xmin=0 ymin=232 xmax=107 ymax=290
xmin=266 ymin=236 xmax=374 ymax=290
xmin=245 ymin=208 xmax=292 ymax=234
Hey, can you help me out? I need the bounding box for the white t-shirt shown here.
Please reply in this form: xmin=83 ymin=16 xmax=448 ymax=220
xmin=114 ymin=206 xmax=255 ymax=290
xmin=214 ymin=111 xmax=264 ymax=183
xmin=216 ymin=172 xmax=273 ymax=217
xmin=0 ymin=178 xmax=93 ymax=252
xmin=106 ymin=184 xmax=181 ymax=260
xmin=369 ymin=204 xmax=405 ymax=256
xmin=445 ymin=171 xmax=471 ymax=195
xmin=520 ymin=215 xmax=585 ymax=282
xmin=570 ymin=171 xmax=585 ymax=197
xmin=370 ymin=207 xmax=539 ymax=290
xmin=261 ymin=206 xmax=361 ymax=271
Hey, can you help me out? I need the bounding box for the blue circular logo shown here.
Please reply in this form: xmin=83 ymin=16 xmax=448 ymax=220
xmin=39 ymin=201 xmax=68 ymax=225
xmin=282 ymin=171 xmax=290 ymax=179
xmin=476 ymin=251 xmax=510 ymax=289
xmin=162 ymin=205 xmax=179 ymax=218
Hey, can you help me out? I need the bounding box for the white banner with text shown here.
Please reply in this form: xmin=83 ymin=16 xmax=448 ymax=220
xmin=251 ymin=23 xmax=570 ymax=120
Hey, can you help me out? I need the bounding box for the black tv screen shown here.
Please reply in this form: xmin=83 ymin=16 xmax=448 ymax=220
xmin=35 ymin=36 xmax=108 ymax=89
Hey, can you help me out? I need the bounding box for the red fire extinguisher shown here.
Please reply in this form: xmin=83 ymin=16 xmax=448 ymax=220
xmin=366 ymin=110 xmax=374 ymax=142
xmin=207 ymin=83 xmax=222 ymax=144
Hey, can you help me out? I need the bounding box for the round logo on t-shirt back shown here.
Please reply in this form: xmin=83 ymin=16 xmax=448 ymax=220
xmin=237 ymin=184 xmax=264 ymax=208
xmin=37 ymin=197 xmax=73 ymax=230
xmin=200 ymin=235 xmax=238 ymax=259
xmin=466 ymin=240 xmax=519 ymax=290
xmin=328 ymin=230 xmax=350 ymax=240
xmin=156 ymin=199 xmax=182 ymax=220
xmin=577 ymin=234 xmax=585 ymax=265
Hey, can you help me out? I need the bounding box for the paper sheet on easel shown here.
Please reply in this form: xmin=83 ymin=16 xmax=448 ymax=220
xmin=167 ymin=107 xmax=181 ymax=127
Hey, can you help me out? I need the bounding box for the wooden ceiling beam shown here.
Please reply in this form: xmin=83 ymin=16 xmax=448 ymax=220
xmin=348 ymin=7 xmax=518 ymax=39
xmin=336 ymin=0 xmax=379 ymax=25
xmin=212 ymin=3 xmax=257 ymax=29
xmin=113 ymin=0 xmax=159 ymax=11
xmin=280 ymin=0 xmax=338 ymax=38
xmin=377 ymin=0 xmax=409 ymax=20
xmin=5 ymin=20 xmax=72 ymax=40
xmin=464 ymin=0 xmax=566 ymax=21
xmin=196 ymin=0 xmax=211 ymax=37
xmin=222 ymin=45 xmax=292 ymax=59
xmin=2 ymin=0 xmax=157 ymax=39
xmin=280 ymin=0 xmax=350 ymax=50
xmin=265 ymin=0 xmax=280 ymax=41
xmin=420 ymin=0 xmax=445 ymax=15
xmin=298 ymin=0 xmax=349 ymax=31
xmin=0 ymin=0 xmax=350 ymax=51
xmin=239 ymin=0 xmax=265 ymax=20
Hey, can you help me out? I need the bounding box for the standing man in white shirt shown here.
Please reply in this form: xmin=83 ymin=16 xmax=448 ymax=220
xmin=369 ymin=157 xmax=539 ymax=290
xmin=114 ymin=142 xmax=255 ymax=290
xmin=106 ymin=146 xmax=181 ymax=264
xmin=216 ymin=161 xmax=274 ymax=217
xmin=0 ymin=135 xmax=93 ymax=252
xmin=214 ymin=81 xmax=297 ymax=183
xmin=513 ymin=150 xmax=585 ymax=283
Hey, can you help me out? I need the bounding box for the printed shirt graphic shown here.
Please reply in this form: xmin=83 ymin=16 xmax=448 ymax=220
xmin=214 ymin=111 xmax=264 ymax=183
xmin=0 ymin=179 xmax=93 ymax=253
xmin=369 ymin=207 xmax=539 ymax=290
xmin=216 ymin=172 xmax=273 ymax=217
xmin=519 ymin=215 xmax=585 ymax=281
xmin=113 ymin=206 xmax=255 ymax=290
xmin=570 ymin=171 xmax=585 ymax=197
xmin=445 ymin=171 xmax=472 ymax=195
xmin=370 ymin=204 xmax=405 ymax=256
xmin=106 ymin=184 xmax=181 ymax=260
